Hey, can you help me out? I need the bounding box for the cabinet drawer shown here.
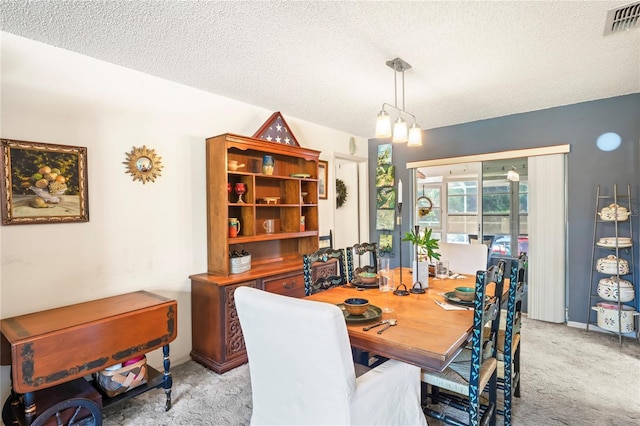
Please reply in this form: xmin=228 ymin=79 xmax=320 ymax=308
xmin=263 ymin=273 xmax=305 ymax=298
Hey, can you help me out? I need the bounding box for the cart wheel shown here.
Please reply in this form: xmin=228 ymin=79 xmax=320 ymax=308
xmin=2 ymin=394 xmax=20 ymax=425
xmin=32 ymin=397 xmax=101 ymax=426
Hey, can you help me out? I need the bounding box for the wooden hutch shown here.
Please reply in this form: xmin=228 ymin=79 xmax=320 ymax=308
xmin=190 ymin=133 xmax=320 ymax=373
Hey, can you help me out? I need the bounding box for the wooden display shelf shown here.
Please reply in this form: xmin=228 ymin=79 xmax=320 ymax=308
xmin=192 ymin=132 xmax=322 ymax=373
xmin=229 ymin=230 xmax=318 ymax=244
xmin=206 ymin=133 xmax=320 ymax=276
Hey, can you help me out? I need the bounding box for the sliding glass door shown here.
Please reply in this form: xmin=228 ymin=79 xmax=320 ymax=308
xmin=409 ymin=145 xmax=569 ymax=322
xmin=414 ymin=158 xmax=529 ymax=309
xmin=415 ymin=163 xmax=481 ymax=243
xmin=481 ymin=158 xmax=529 ymax=264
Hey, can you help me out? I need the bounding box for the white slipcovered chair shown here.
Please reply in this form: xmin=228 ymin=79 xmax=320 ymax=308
xmin=438 ymin=242 xmax=488 ymax=275
xmin=235 ymin=286 xmax=428 ymax=426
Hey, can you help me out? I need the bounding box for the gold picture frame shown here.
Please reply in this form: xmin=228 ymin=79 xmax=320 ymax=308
xmin=318 ymin=160 xmax=328 ymax=200
xmin=1 ymin=138 xmax=89 ymax=225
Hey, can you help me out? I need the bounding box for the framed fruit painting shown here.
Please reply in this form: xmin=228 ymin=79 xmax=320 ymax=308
xmin=1 ymin=139 xmax=89 ymax=225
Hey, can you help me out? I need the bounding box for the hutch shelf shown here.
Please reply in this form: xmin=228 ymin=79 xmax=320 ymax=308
xmin=190 ymin=133 xmax=320 ymax=373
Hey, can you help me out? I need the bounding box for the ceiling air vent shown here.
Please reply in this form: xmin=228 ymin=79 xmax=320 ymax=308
xmin=604 ymin=1 xmax=640 ymax=35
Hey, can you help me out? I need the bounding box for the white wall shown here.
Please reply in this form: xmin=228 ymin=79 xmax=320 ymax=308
xmin=0 ymin=32 xmax=367 ymax=401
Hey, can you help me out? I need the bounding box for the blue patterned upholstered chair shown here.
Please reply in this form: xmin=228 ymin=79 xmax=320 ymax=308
xmin=421 ymin=260 xmax=506 ymax=426
xmin=496 ymin=253 xmax=526 ymax=425
xmin=302 ymin=247 xmax=347 ymax=296
xmin=346 ymin=242 xmax=378 ymax=284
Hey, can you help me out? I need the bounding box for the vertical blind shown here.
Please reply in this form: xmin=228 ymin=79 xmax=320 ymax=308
xmin=528 ymin=153 xmax=566 ymax=322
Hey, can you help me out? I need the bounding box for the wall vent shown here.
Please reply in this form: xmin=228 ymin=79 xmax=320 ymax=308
xmin=604 ymin=1 xmax=640 ymax=35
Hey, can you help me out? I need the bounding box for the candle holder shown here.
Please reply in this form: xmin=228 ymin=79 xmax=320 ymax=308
xmin=393 ymin=202 xmax=410 ymax=296
xmin=410 ymin=224 xmax=426 ymax=294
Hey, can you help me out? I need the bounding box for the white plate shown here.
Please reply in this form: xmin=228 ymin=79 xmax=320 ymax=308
xmin=596 ymin=242 xmax=633 ymax=248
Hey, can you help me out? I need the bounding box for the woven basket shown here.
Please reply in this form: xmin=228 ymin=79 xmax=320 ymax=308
xmin=94 ymin=356 xmax=147 ymax=397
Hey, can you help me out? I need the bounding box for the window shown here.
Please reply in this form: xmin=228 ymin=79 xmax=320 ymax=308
xmin=415 ymin=179 xmax=442 ymax=240
xmin=414 ymin=164 xmax=481 ymax=244
xmin=447 ymin=179 xmax=479 ymax=243
xmin=483 ymin=177 xmax=529 ymax=258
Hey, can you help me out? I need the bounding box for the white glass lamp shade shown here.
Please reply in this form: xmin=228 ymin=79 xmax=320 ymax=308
xmin=392 ymin=117 xmax=408 ymax=143
xmin=408 ymin=123 xmax=422 ymax=147
xmin=375 ymin=110 xmax=392 ymax=138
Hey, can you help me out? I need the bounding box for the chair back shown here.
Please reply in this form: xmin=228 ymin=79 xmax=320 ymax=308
xmin=469 ymin=234 xmax=494 ymax=266
xmin=235 ymin=286 xmax=356 ymax=425
xmin=346 ymin=242 xmax=378 ymax=283
xmin=302 ymin=247 xmax=347 ymax=296
xmin=468 ymin=260 xmax=505 ymax=420
xmin=501 ymin=253 xmax=526 ymax=422
xmin=319 ymin=230 xmax=333 ymax=248
xmin=503 ymin=253 xmax=526 ymax=348
xmin=438 ymin=242 xmax=489 ymax=275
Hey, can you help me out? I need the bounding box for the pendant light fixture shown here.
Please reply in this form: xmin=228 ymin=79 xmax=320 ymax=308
xmin=375 ymin=57 xmax=422 ymax=147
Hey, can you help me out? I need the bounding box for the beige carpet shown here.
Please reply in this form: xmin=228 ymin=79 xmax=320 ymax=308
xmin=102 ymin=317 xmax=640 ymax=425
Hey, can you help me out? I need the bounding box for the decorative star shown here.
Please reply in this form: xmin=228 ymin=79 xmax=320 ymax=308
xmin=275 ymin=136 xmax=281 ymax=142
xmin=284 ymin=137 xmax=291 ymax=144
xmin=266 ymin=136 xmax=273 ymax=141
xmin=276 ymin=124 xmax=282 ymax=132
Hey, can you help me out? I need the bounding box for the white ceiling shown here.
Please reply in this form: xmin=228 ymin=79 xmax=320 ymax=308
xmin=1 ymin=1 xmax=639 ymax=138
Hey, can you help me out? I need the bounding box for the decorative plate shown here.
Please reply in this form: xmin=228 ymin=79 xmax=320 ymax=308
xmin=596 ymin=237 xmax=632 ymax=248
xmin=444 ymin=291 xmax=475 ymax=307
xmin=290 ymin=173 xmax=311 ymax=178
xmin=596 ymin=242 xmax=633 ymax=248
xmin=337 ymin=304 xmax=382 ymax=323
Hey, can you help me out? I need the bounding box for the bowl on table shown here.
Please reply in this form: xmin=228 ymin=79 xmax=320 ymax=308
xmin=357 ymin=272 xmax=378 ymax=284
xmin=454 ymin=287 xmax=475 ymax=302
xmin=343 ymin=298 xmax=370 ymax=316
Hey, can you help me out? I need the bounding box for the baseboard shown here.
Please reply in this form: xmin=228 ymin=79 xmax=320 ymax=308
xmin=566 ymin=321 xmax=587 ymax=329
xmin=567 ymin=320 xmax=636 ymax=338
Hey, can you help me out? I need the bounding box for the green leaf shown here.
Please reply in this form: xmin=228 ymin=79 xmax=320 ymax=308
xmin=402 ymin=227 xmax=441 ymax=261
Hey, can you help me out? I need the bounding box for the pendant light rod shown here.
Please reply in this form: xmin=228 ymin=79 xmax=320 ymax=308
xmin=375 ymin=57 xmax=422 ymax=146
xmin=394 ymin=65 xmax=398 ymax=109
xmin=387 ymin=58 xmax=411 ymax=111
xmin=378 ymin=102 xmax=417 ymax=123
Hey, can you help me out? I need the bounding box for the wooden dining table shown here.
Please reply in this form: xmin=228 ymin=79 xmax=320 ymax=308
xmin=306 ymin=268 xmax=503 ymax=372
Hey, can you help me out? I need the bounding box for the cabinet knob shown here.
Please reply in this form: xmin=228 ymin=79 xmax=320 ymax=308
xmin=283 ymin=282 xmax=295 ymax=289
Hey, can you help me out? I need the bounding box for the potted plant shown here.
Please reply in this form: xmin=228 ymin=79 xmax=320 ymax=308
xmin=402 ymin=226 xmax=441 ymax=263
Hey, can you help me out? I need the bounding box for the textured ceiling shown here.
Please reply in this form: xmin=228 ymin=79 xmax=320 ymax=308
xmin=1 ymin=1 xmax=639 ymax=138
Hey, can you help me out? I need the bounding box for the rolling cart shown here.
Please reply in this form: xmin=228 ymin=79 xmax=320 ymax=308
xmin=1 ymin=291 xmax=177 ymax=425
